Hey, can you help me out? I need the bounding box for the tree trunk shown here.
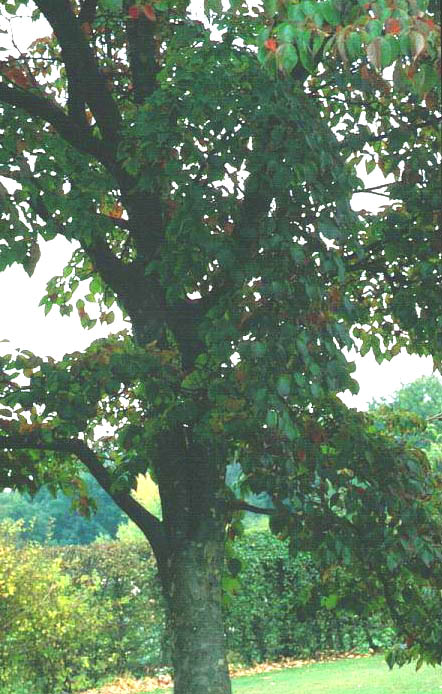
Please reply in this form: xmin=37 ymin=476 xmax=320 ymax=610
xmin=149 ymin=428 xmax=232 ymax=693
xmin=165 ymin=537 xmax=232 ymax=694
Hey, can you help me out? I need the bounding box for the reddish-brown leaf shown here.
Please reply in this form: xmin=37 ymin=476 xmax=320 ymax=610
xmin=81 ymin=21 xmax=92 ymax=36
xmin=385 ymin=18 xmax=401 ymax=35
xmin=142 ymin=4 xmax=156 ymax=21
xmin=264 ymin=39 xmax=278 ymax=53
xmin=3 ymin=66 xmax=30 ymax=89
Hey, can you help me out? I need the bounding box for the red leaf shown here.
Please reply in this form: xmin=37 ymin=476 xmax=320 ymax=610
xmin=385 ymin=18 xmax=401 ymax=35
xmin=2 ymin=66 xmax=30 ymax=89
xmin=264 ymin=38 xmax=278 ymax=53
xmin=142 ymin=4 xmax=156 ymax=21
xmin=107 ymin=202 xmax=123 ymax=219
xmin=422 ymin=17 xmax=436 ymax=29
xmin=128 ymin=5 xmax=140 ymax=19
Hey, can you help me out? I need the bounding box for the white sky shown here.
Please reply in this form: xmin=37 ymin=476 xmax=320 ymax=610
xmin=0 ymin=6 xmax=438 ymax=412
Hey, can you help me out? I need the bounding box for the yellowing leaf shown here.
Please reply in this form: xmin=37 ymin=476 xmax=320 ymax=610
xmin=410 ymin=31 xmax=426 ymax=61
xmin=367 ymin=38 xmax=382 ymax=71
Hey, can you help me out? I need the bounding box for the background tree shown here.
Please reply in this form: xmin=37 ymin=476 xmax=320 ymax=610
xmin=0 ymin=1 xmax=441 ymax=692
xmin=0 ymin=472 xmax=127 ymax=544
xmin=370 ymin=375 xmax=442 ymax=465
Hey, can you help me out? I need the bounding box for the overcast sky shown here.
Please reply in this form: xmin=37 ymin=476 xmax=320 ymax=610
xmin=0 ymin=5 xmax=437 ymax=412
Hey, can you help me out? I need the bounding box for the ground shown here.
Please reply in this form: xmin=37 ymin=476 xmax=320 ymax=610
xmin=82 ymin=652 xmax=374 ymax=693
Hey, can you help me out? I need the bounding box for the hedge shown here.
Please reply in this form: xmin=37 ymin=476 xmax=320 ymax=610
xmin=0 ymin=524 xmax=395 ymax=692
xmin=225 ymin=531 xmax=394 ymax=664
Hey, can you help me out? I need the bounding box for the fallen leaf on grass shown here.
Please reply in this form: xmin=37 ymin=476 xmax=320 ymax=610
xmin=81 ymin=652 xmax=374 ymax=694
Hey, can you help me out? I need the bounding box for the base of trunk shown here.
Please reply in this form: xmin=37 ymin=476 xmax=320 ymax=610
xmin=167 ymin=538 xmax=232 ymax=694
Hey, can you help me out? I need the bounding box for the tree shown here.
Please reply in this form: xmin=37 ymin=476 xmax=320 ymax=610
xmin=370 ymin=375 xmax=442 ymax=463
xmin=0 ymin=472 xmax=127 ymax=544
xmin=0 ymin=1 xmax=441 ymax=691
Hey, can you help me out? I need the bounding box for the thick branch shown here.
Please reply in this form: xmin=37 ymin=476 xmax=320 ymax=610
xmin=78 ymin=0 xmax=99 ymax=25
xmin=124 ymin=1 xmax=159 ymax=104
xmin=0 ymin=83 xmax=111 ymax=165
xmin=0 ymin=434 xmax=168 ymax=561
xmin=34 ymin=0 xmax=121 ymax=145
xmin=4 ymin=159 xmax=168 ymax=347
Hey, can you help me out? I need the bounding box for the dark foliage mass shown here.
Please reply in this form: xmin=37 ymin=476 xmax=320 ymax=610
xmin=0 ymin=1 xmax=441 ymax=690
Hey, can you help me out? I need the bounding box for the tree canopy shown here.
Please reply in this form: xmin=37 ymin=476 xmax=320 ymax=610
xmin=0 ymin=0 xmax=441 ymax=690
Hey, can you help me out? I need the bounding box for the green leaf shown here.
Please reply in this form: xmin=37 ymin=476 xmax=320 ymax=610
xmin=251 ymin=341 xmax=267 ymax=358
xmin=367 ymin=37 xmax=394 ymax=70
xmin=387 ymin=553 xmax=398 ymax=571
xmin=319 ymin=0 xmax=341 ymax=26
xmin=323 ymin=593 xmax=339 ymax=609
xmin=413 ymin=64 xmax=439 ymax=98
xmin=23 ymin=241 xmax=41 ymax=278
xmin=257 ymin=27 xmax=271 ymax=46
xmin=277 ymin=43 xmax=299 ymax=73
xmin=276 ymin=22 xmax=297 ymax=43
xmin=205 ymin=0 xmax=223 ymax=13
xmin=415 ymin=656 xmax=424 ymax=671
xmin=89 ymin=277 xmax=102 ymax=294
xmin=365 ymin=158 xmax=376 ymax=175
xmin=279 ymin=411 xmax=299 ymax=441
xmin=266 ymin=410 xmax=278 ymax=428
xmin=302 ymin=1 xmax=317 ymax=17
xmin=318 ymin=218 xmax=342 ymax=241
xmin=367 ymin=19 xmax=383 ymax=37
xmin=287 ymin=4 xmax=305 ymax=22
xmin=99 ymin=0 xmax=122 ymax=11
xmin=399 ymin=32 xmax=411 ymax=56
xmin=276 ymin=374 xmax=291 ymax=397
xmin=345 ymin=31 xmax=362 ymax=60
xmin=221 ymin=574 xmax=240 ymax=595
xmin=296 ymin=30 xmax=314 ymax=71
xmin=264 ymin=0 xmax=278 ymax=16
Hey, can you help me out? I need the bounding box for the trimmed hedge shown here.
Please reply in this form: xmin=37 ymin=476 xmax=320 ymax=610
xmin=1 ymin=526 xmax=395 ymax=692
xmin=50 ymin=541 xmax=167 ymax=676
xmin=0 ymin=522 xmax=109 ymax=694
xmin=225 ymin=532 xmax=394 ymax=664
xmin=51 ymin=532 xmax=395 ymax=671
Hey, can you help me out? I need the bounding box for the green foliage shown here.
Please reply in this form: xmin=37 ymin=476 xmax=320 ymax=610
xmin=0 ymin=521 xmax=109 ymax=693
xmin=370 ymin=376 xmax=442 ymax=466
xmin=0 ymin=473 xmax=127 ymax=545
xmin=0 ymin=524 xmax=402 ymax=691
xmin=224 ymin=532 xmax=395 ymax=665
xmin=0 ymin=0 xmax=441 ymax=679
xmin=51 ymin=540 xmax=167 ymax=676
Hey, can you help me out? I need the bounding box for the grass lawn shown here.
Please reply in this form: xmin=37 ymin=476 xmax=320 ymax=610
xmin=148 ymin=656 xmax=442 ymax=694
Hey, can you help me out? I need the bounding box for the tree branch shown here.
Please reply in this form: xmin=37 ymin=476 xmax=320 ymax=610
xmin=33 ymin=0 xmax=121 ymax=145
xmin=0 ymin=433 xmax=168 ymax=560
xmin=124 ymin=0 xmax=159 ymax=104
xmin=78 ymin=0 xmax=99 ymax=25
xmin=7 ymin=163 xmax=155 ymax=323
xmin=0 ymin=82 xmax=111 ymax=166
xmin=228 ymin=499 xmax=275 ymax=515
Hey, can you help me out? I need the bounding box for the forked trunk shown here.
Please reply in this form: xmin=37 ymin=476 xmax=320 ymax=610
xmin=165 ymin=537 xmax=232 ymax=694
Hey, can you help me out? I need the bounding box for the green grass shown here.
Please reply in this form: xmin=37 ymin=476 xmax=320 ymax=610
xmin=148 ymin=656 xmax=442 ymax=694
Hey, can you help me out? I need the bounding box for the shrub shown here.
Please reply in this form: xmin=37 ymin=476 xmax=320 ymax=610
xmin=224 ymin=532 xmax=395 ymax=664
xmin=0 ymin=520 xmax=107 ymax=693
xmin=0 ymin=524 xmax=396 ymax=690
xmin=50 ymin=541 xmax=168 ymax=676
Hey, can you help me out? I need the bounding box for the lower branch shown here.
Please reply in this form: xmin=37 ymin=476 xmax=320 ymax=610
xmin=0 ymin=83 xmax=111 ymax=165
xmin=0 ymin=434 xmax=167 ymax=561
xmin=228 ymin=499 xmax=275 ymax=515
